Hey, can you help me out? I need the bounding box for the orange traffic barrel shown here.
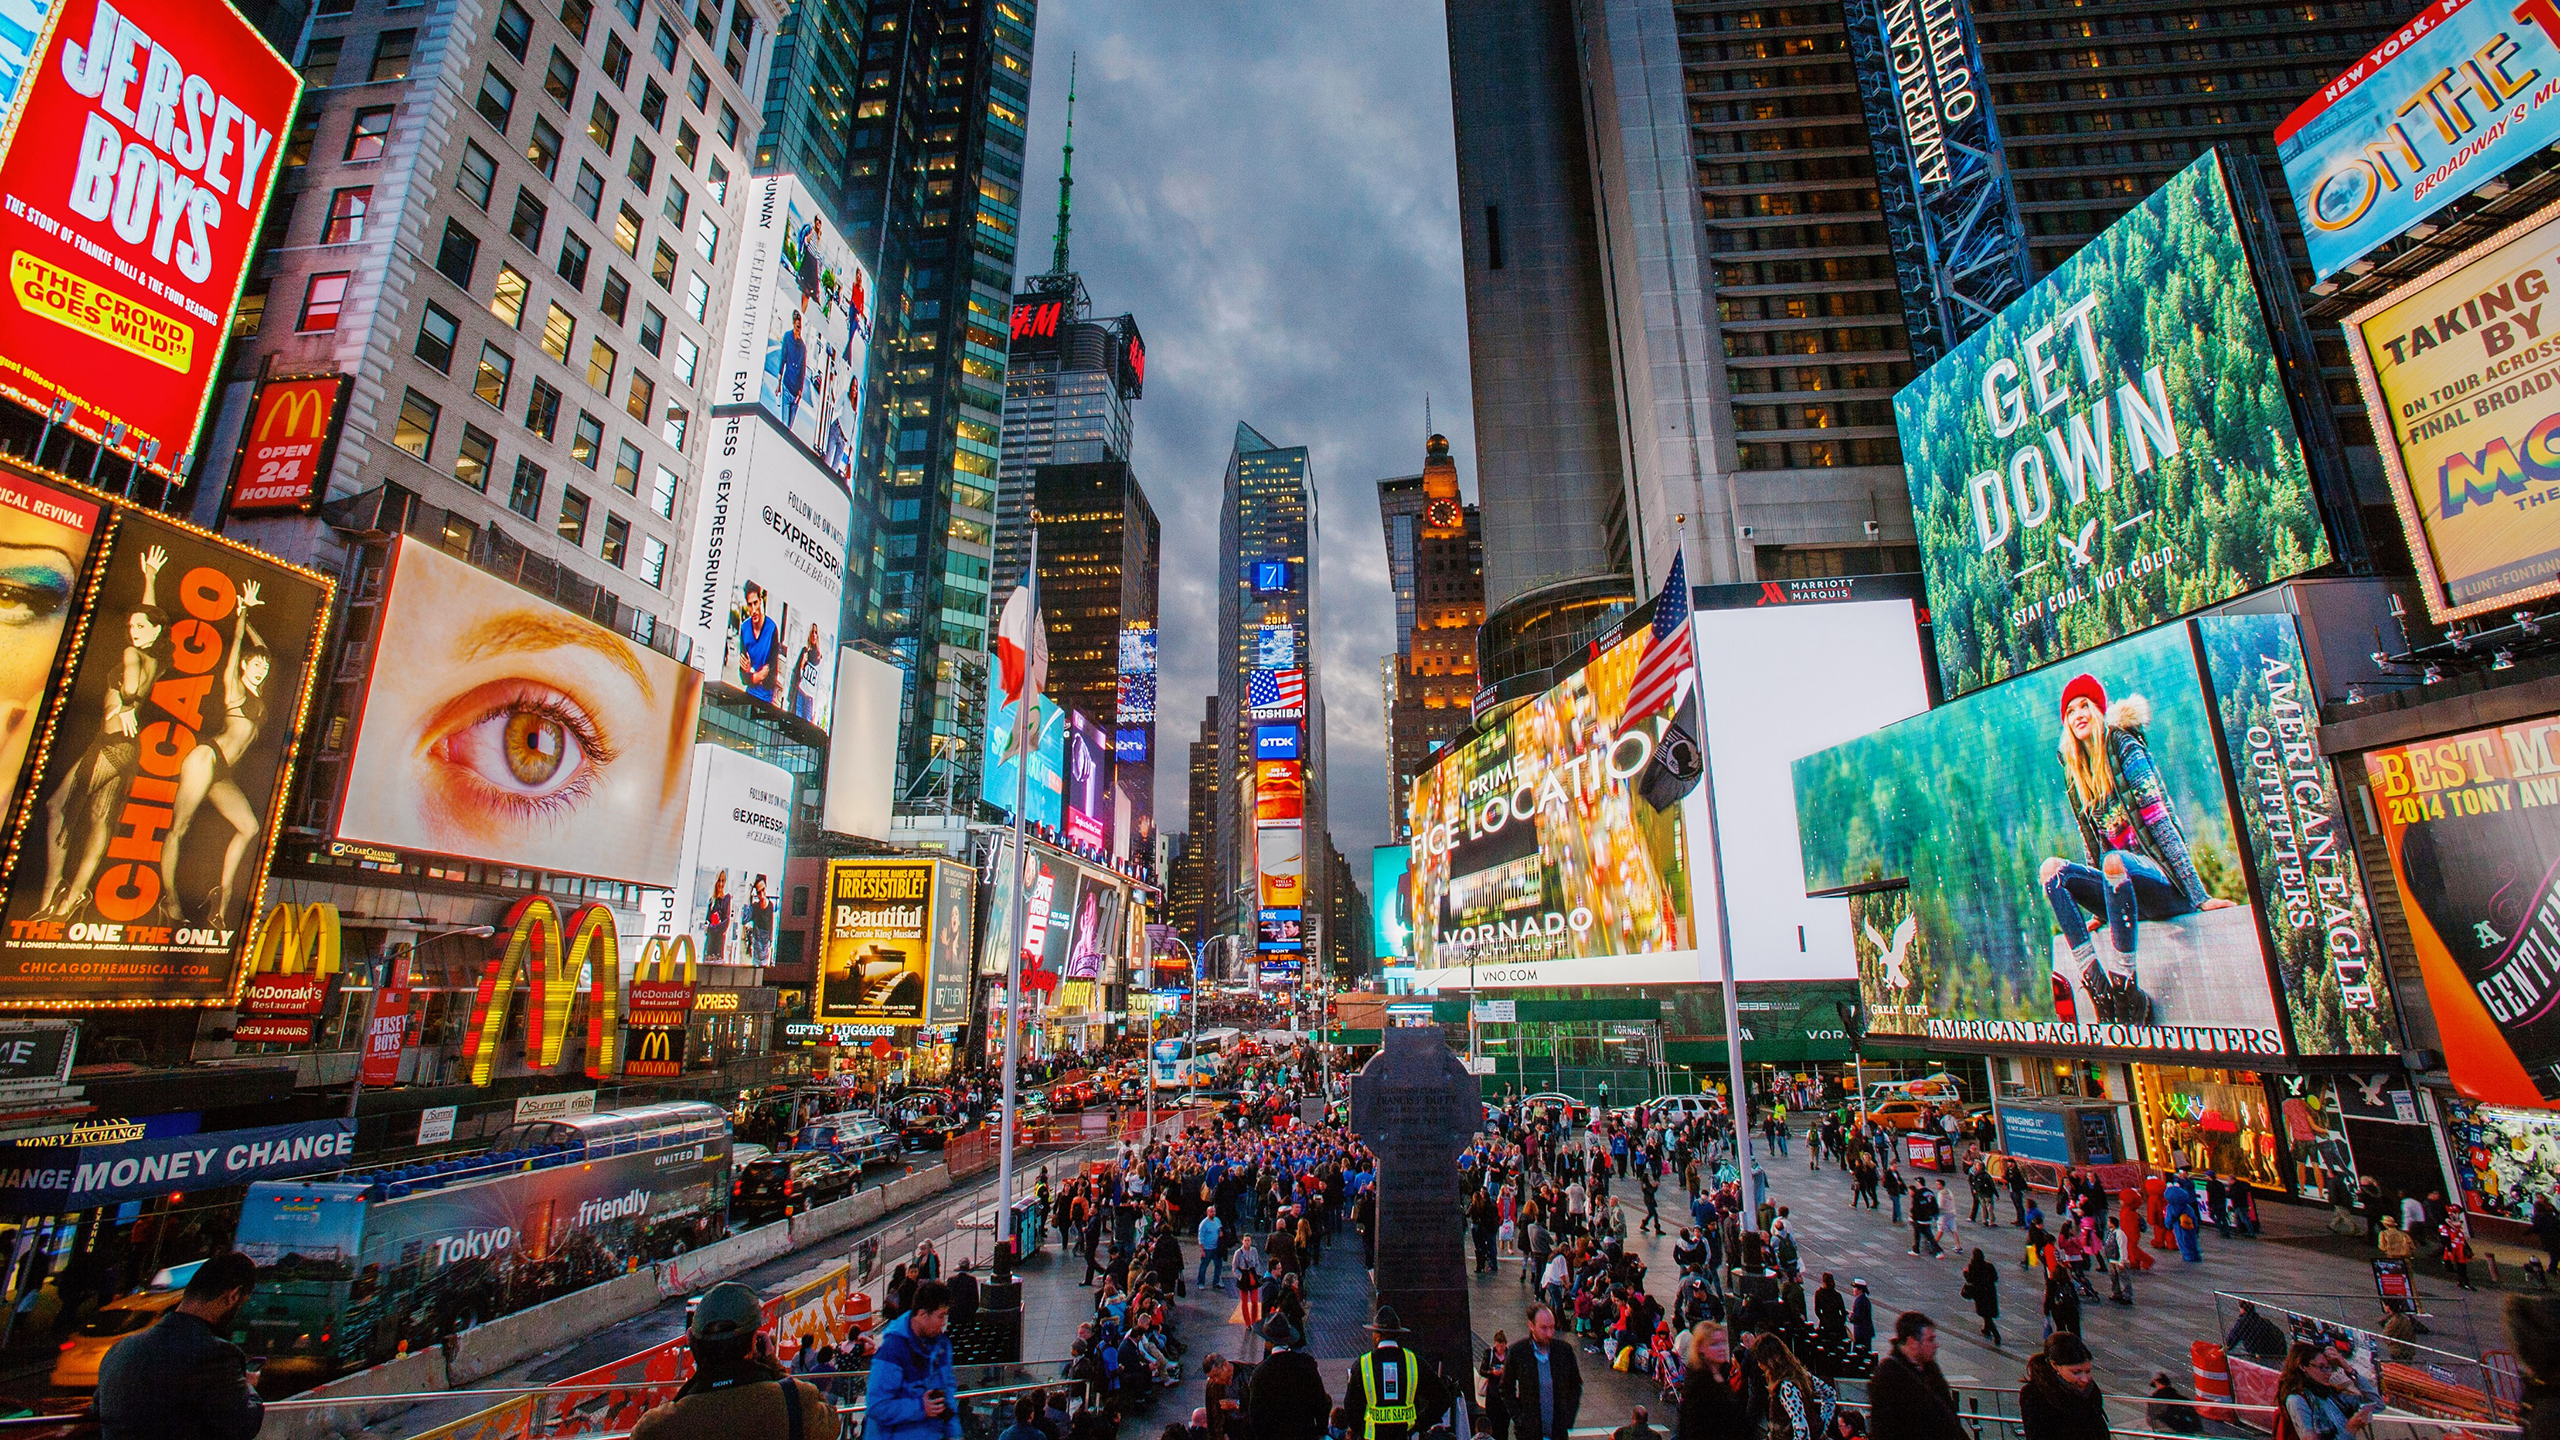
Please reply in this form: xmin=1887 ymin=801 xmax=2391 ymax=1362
xmin=2193 ymin=1340 xmax=2234 ymax=1423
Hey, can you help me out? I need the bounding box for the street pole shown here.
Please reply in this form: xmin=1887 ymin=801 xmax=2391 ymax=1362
xmin=995 ymin=530 xmax=1038 ymax=1259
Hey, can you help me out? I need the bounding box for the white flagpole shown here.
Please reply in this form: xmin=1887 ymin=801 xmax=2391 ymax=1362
xmin=997 ymin=529 xmax=1036 ymax=1256
xmin=1673 ymin=518 xmax=1759 ymax=1219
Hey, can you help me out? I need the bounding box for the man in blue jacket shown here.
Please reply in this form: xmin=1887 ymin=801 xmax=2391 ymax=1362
xmin=865 ymin=1279 xmax=959 ymax=1440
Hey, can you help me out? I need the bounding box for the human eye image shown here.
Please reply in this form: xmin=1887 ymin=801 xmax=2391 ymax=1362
xmin=337 ymin=538 xmax=701 ymax=886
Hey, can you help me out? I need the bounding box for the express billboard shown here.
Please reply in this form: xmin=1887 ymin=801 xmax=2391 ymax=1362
xmin=1798 ymin=614 xmax=2390 ymax=1058
xmin=0 ymin=0 xmax=298 ymax=480
xmin=654 ymin=745 xmax=790 ymax=968
xmin=981 ymin=689 xmax=1062 ymax=830
xmin=817 ymin=858 xmax=969 ymax=1025
xmin=680 ymin=415 xmax=850 ymax=728
xmin=2341 ymin=200 xmax=2560 ymax=622
xmin=2361 ymin=714 xmax=2560 ymax=1104
xmin=0 ymin=504 xmax=328 ymax=1004
xmin=1062 ymin=707 xmax=1110 ymax=849
xmin=223 ymin=374 xmax=351 ymax=515
xmin=714 ymin=174 xmax=870 ymax=481
xmin=1898 ymin=150 xmax=2329 ymax=698
xmin=334 ymin=536 xmax=703 ymax=887
xmin=2278 ymin=0 xmax=2560 ymax=282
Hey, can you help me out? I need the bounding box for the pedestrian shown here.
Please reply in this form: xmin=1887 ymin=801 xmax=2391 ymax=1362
xmin=2147 ymin=1374 xmax=2205 ymax=1435
xmin=1343 ymin=1305 xmax=1452 ymax=1440
xmin=861 ymin=1279 xmax=961 ymax=1440
xmin=2041 ymin=1255 xmax=2081 ymax=1339
xmin=1867 ymin=1314 xmax=1966 ymax=1440
xmin=1237 ymin=1234 xmax=1267 ymax=1325
xmin=2163 ymin=1176 xmax=2203 ymax=1263
xmin=1753 ymin=1336 xmax=1834 ymax=1440
xmin=2019 ymin=1333 xmax=2108 ymax=1440
xmin=1675 ymin=1322 xmax=1755 ymax=1440
xmin=1884 ymin=1165 xmax=1907 ymax=1224
xmin=2378 ymin=1216 xmax=2415 ymax=1263
xmin=1248 ymin=1316 xmax=1330 ymax=1440
xmin=624 ymin=1281 xmax=837 ymax=1440
xmin=1502 ymin=1304 xmax=1585 ymax=1440
xmin=1814 ymin=1273 xmax=1847 ymax=1342
xmin=1613 ymin=1405 xmax=1662 ymax=1440
xmin=2274 ymin=1342 xmax=2382 ymax=1440
xmin=1909 ymin=1179 xmax=1938 ymax=1257
xmin=1935 ymin=1182 xmax=1959 ymax=1256
xmin=1200 ymin=1210 xmax=1228 ymax=1291
xmin=96 ymin=1251 xmax=263 ymax=1440
xmin=1962 ymin=1248 xmax=2002 ymax=1349
xmin=2103 ymin=1216 xmax=2134 ymax=1306
xmin=2507 ymin=1294 xmax=2560 ymax=1440
xmin=2445 ymin=1212 xmax=2478 ymax=1291
xmin=1849 ymin=1281 xmax=1875 ymax=1354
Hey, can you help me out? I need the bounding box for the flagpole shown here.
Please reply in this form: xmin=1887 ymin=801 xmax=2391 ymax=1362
xmin=997 ymin=529 xmax=1036 ymax=1259
xmin=1674 ymin=517 xmax=1759 ymax=1220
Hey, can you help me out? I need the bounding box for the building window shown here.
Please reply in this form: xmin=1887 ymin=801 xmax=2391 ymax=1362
xmin=717 ymin=102 xmax=738 ymax=145
xmin=490 ymin=264 xmax=529 ymax=326
xmin=557 ymin=486 xmax=590 ymax=545
xmin=296 ymin=271 xmax=350 ymax=330
xmin=625 ymin=137 xmax=655 ymax=192
xmin=651 ymin=241 xmax=677 ymax=290
xmin=322 ymin=186 xmax=370 ymax=243
xmin=640 ymin=535 xmax=667 ymax=586
xmin=231 ymin=284 xmax=266 ymax=338
xmin=600 ymin=269 xmax=630 ymax=324
xmin=640 ymin=77 xmax=667 ymax=129
xmin=372 ymin=28 xmax=417 ymax=82
xmin=672 ymin=332 xmax=697 ymax=384
xmin=284 ymin=116 xmax=316 ymax=167
xmin=614 ymin=0 xmax=637 ymax=22
xmin=526 ymin=115 xmax=562 ymax=178
xmin=601 ymin=513 xmax=629 ymax=565
xmin=650 ymin=462 xmax=677 ymax=518
xmin=614 ymin=439 xmax=642 ymax=493
xmin=345 ymin=105 xmax=393 ymax=160
xmin=588 ymin=95 xmax=619 ymax=150
xmin=685 ymin=64 xmax=709 ymax=111
xmin=660 ymin=403 xmax=686 ymax=448
xmin=683 ymin=271 xmax=708 ymax=321
xmin=509 ymin=187 xmax=547 ymax=250
xmin=545 ymin=47 xmax=578 ymax=106
xmin=300 ymin=35 xmax=341 ymax=86
xmin=573 ymin=162 xmax=605 ymax=220
xmin=494 ymin=0 xmax=533 ymax=57
xmin=414 ymin=302 xmax=459 ymax=370
xmin=456 ymin=142 xmax=498 ymax=208
xmin=602 ymin=33 xmax=631 ymax=86
xmin=572 ymin=411 xmax=604 ymax=468
xmin=454 ymin=424 xmax=497 ymax=490
xmin=475 ymin=343 xmax=514 ymax=408
xmin=437 ymin=219 xmax=480 ymax=285
xmin=560 ymin=0 xmax=592 ymax=42
xmin=674 ymin=118 xmax=699 ymax=167
xmin=638 ymin=304 xmax=664 ymax=355
xmin=661 ymin=183 xmax=687 ymax=229
xmin=508 ymin=456 xmax=546 ymax=519
xmin=392 ymin=389 xmax=440 ymax=458
xmin=614 ymin=204 xmax=644 ymax=258
xmin=587 ymin=337 xmax=617 ymax=391
xmin=476 ymin=66 xmax=516 ymax=130
xmin=651 ymin=19 xmax=677 ymax=66
xmin=791 ymin=886 xmax=808 ymax=917
xmin=625 ymin=371 xmax=653 ymax=422
xmin=526 ymin=378 xmax=562 ymax=439
xmin=557 ymin=229 xmax=591 ymax=288
xmin=705 ymin=156 xmax=726 ymax=202
xmin=691 ymin=213 xmax=717 ymax=261
xmin=539 ymin=302 xmax=575 ymax=361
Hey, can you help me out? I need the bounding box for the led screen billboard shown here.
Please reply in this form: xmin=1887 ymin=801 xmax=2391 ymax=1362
xmin=981 ymin=690 xmax=1063 ymax=830
xmin=0 ymin=504 xmax=329 ymax=1003
xmin=817 ymin=858 xmax=941 ymax=1025
xmin=1256 ymin=824 xmax=1303 ymax=908
xmin=652 ymin=745 xmax=791 ymax=968
xmin=1257 ymin=624 xmax=1296 ymax=667
xmin=715 ymin=174 xmax=871 ymax=481
xmin=1253 ymin=559 xmax=1291 ymax=593
xmin=1254 ymin=759 xmax=1302 ymax=822
xmin=1062 ymin=708 xmax=1110 ymax=850
xmin=2342 ymin=200 xmax=2560 ymax=622
xmin=223 ymin=375 xmax=351 ymax=515
xmin=1255 ymin=724 xmax=1300 ymax=761
xmin=1063 ymin=871 xmax=1120 ymax=981
xmin=334 ymin=536 xmax=703 ymax=886
xmin=2362 ymin=714 xmax=2560 ymax=1104
xmin=1258 ymin=908 xmax=1303 ymax=953
xmin=0 ymin=0 xmax=298 ymax=481
xmin=680 ymin=415 xmax=850 ymax=727
xmin=1372 ymin=844 xmax=1412 ymax=961
xmin=1798 ymin=614 xmax=2387 ymax=1058
xmin=2279 ymin=0 xmax=2560 ymax=281
xmin=822 ymin=646 xmax=899 ymax=841
xmin=1898 ymin=150 xmax=2328 ymax=698
xmin=1115 ymin=624 xmax=1156 ymax=724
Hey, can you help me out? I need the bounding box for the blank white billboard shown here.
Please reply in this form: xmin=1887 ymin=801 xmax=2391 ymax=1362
xmin=824 ymin=646 xmax=902 ymax=841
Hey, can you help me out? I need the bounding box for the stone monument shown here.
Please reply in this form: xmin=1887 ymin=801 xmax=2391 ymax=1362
xmin=1349 ymin=1026 xmax=1479 ymax=1386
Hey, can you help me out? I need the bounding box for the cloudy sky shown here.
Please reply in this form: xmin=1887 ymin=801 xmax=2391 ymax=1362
xmin=1013 ymin=1 xmax=1475 ymax=889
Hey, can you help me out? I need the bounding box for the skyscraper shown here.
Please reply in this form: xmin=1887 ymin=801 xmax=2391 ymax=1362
xmin=1213 ymin=424 xmax=1326 ymax=961
xmin=1172 ymin=695 xmax=1220 ymax=946
xmin=838 ymin=0 xmax=1037 ymax=809
xmin=1379 ymin=436 xmax=1482 ymax=834
xmin=1027 ymin=459 xmax=1160 ymax=851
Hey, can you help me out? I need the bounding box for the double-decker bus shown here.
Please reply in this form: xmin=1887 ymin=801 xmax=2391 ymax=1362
xmin=233 ymin=1101 xmax=730 ymax=1375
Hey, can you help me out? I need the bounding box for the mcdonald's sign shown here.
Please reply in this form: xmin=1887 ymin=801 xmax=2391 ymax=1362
xmin=625 ymin=1023 xmax=687 ymax=1078
xmin=226 ymin=375 xmax=353 ymax=514
xmin=459 ymin=897 xmax=619 ymax=1086
xmin=235 ymin=902 xmax=342 ymax=1042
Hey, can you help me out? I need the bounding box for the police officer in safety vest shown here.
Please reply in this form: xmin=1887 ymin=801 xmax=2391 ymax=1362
xmin=1341 ymin=1306 xmax=1452 ymax=1440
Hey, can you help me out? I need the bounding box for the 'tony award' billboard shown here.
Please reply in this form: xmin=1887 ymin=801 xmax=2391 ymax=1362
xmin=1898 ymin=149 xmax=2329 ymax=698
xmin=334 ymin=536 xmax=703 ymax=887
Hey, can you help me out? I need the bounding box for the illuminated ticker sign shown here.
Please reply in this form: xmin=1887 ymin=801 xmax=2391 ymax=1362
xmin=1011 ymin=301 xmax=1063 ymax=344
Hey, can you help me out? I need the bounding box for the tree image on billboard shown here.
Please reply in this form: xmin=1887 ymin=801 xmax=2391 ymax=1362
xmin=1899 ymin=150 xmax=2329 ymax=698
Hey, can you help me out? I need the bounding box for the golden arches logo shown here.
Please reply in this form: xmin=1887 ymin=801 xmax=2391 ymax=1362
xmin=461 ymin=897 xmax=615 ymax=1086
xmin=245 ymin=902 xmax=341 ymax=980
xmin=634 ymin=934 xmax=697 ymax=987
xmin=255 ymin=382 xmax=332 ymax=440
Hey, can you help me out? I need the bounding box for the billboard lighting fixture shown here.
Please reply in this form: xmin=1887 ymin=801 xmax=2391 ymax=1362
xmin=2449 ymin=627 xmax=2472 ymax=653
xmin=2424 ymin=664 xmax=2446 ymax=685
xmin=2520 ymin=613 xmax=2544 ymax=637
xmin=2481 ymin=179 xmax=2513 ymax=199
xmin=2370 ymin=651 xmax=2392 ymax=669
xmin=2496 ymin=649 xmax=2518 ymax=671
xmin=2347 ymin=685 xmax=2367 ymax=705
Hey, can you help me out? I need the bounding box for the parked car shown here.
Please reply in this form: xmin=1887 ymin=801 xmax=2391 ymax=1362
xmin=829 ymin=1114 xmax=901 ymax=1167
xmin=49 ymin=1262 xmax=200 ymax=1394
xmin=1521 ymin=1092 xmax=1590 ymax=1126
xmin=733 ymin=1150 xmax=859 ymax=1225
xmin=901 ymin=1113 xmax=966 ymax=1150
xmin=1649 ymin=1094 xmax=1720 ymax=1122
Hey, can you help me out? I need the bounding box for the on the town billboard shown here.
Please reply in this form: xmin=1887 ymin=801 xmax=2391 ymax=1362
xmin=0 ymin=0 xmax=299 ymax=479
xmin=2341 ymin=197 xmax=2560 ymax=622
xmin=333 ymin=536 xmax=703 ymax=887
xmin=1897 ymin=150 xmax=2329 ymax=698
xmin=2278 ymin=0 xmax=2560 ymax=281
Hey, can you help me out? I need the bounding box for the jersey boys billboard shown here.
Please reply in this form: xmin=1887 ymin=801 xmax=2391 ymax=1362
xmin=1897 ymin=151 xmax=2329 ymax=698
xmin=2343 ymin=199 xmax=2560 ymax=621
xmin=0 ymin=0 xmax=298 ymax=478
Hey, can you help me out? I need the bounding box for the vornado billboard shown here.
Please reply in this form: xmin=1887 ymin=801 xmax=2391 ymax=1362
xmin=678 ymin=414 xmax=850 ymax=728
xmin=2342 ymin=198 xmax=2560 ymax=622
xmin=1897 ymin=149 xmax=2333 ymax=698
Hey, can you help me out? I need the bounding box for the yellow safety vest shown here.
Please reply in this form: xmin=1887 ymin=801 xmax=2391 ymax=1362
xmin=1358 ymin=1346 xmax=1419 ymax=1438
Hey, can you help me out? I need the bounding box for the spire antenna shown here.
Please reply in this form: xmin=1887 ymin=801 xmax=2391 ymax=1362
xmin=1425 ymin=392 xmax=1433 ymax=441
xmin=1050 ymin=54 xmax=1076 ymax=277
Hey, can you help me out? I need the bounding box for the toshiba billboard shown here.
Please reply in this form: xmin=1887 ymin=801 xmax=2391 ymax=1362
xmin=0 ymin=0 xmax=298 ymax=480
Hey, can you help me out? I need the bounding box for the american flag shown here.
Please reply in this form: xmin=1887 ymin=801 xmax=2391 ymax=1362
xmin=1622 ymin=551 xmax=1693 ymax=721
xmin=1248 ymin=667 xmax=1306 ymax=714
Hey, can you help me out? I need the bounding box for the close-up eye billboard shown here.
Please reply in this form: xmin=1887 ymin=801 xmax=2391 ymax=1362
xmin=1898 ymin=149 xmax=2328 ymax=699
xmin=0 ymin=0 xmax=299 ymax=480
xmin=1797 ymin=613 xmax=2389 ymax=1059
xmin=2278 ymin=0 xmax=2560 ymax=282
xmin=0 ymin=503 xmax=329 ymax=1004
xmin=680 ymin=415 xmax=850 ymax=728
xmin=333 ymin=536 xmax=703 ymax=887
xmin=2342 ymin=199 xmax=2560 ymax=622
xmin=981 ymin=689 xmax=1063 ymax=830
xmin=0 ymin=471 xmax=100 ymax=801
xmin=715 ymin=173 xmax=871 ymax=483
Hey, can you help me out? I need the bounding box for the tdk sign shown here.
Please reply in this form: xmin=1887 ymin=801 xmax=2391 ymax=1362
xmin=1254 ymin=724 xmax=1299 ymax=761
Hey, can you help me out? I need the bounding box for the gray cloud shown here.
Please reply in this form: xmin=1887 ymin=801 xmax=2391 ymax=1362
xmin=1015 ymin=1 xmax=1476 ymax=891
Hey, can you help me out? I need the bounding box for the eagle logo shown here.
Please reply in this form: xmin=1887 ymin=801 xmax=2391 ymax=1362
xmin=1863 ymin=914 xmax=1919 ymax=991
xmin=2056 ymin=517 xmax=2099 ymax=569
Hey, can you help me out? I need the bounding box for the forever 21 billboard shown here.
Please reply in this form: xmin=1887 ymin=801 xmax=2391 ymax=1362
xmin=0 ymin=506 xmax=330 ymax=1004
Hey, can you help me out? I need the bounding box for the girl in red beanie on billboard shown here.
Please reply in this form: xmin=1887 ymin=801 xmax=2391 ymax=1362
xmin=2037 ymin=673 xmax=2235 ymax=1026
